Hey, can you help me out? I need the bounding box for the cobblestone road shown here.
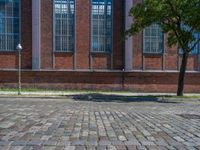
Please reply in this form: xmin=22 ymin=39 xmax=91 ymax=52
xmin=0 ymin=95 xmax=200 ymax=150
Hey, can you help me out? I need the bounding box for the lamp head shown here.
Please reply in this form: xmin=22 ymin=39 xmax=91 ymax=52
xmin=16 ymin=44 xmax=22 ymax=51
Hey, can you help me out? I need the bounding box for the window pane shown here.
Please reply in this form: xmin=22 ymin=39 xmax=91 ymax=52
xmin=0 ymin=0 xmax=20 ymax=51
xmin=187 ymin=33 xmax=199 ymax=54
xmin=91 ymin=0 xmax=112 ymax=52
xmin=143 ymin=24 xmax=164 ymax=54
xmin=179 ymin=32 xmax=200 ymax=55
xmin=54 ymin=0 xmax=75 ymax=52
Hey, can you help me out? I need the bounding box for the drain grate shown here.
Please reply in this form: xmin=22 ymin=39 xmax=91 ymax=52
xmin=177 ymin=114 xmax=200 ymax=119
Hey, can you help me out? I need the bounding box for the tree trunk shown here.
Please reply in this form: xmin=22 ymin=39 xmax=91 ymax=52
xmin=177 ymin=52 xmax=189 ymax=96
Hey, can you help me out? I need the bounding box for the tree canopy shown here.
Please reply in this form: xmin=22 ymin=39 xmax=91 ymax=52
xmin=126 ymin=0 xmax=200 ymax=96
xmin=126 ymin=0 xmax=200 ymax=53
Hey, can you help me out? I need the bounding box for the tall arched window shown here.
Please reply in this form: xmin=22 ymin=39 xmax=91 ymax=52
xmin=189 ymin=33 xmax=200 ymax=54
xmin=54 ymin=0 xmax=75 ymax=52
xmin=143 ymin=24 xmax=164 ymax=54
xmin=91 ymin=0 xmax=112 ymax=52
xmin=0 ymin=0 xmax=20 ymax=51
xmin=179 ymin=32 xmax=200 ymax=55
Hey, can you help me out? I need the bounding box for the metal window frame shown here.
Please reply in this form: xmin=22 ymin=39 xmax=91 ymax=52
xmin=90 ymin=0 xmax=113 ymax=53
xmin=143 ymin=24 xmax=164 ymax=54
xmin=0 ymin=0 xmax=21 ymax=51
xmin=53 ymin=0 xmax=75 ymax=53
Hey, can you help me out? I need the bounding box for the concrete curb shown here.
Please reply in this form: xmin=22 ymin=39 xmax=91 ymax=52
xmin=0 ymin=91 xmax=177 ymax=97
xmin=0 ymin=92 xmax=200 ymax=101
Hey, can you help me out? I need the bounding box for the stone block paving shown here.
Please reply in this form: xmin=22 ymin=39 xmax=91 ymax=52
xmin=0 ymin=97 xmax=200 ymax=150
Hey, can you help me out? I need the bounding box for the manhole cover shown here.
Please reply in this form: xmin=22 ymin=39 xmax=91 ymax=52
xmin=177 ymin=114 xmax=200 ymax=119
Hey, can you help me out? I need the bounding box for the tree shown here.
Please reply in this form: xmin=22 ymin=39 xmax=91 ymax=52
xmin=126 ymin=0 xmax=200 ymax=96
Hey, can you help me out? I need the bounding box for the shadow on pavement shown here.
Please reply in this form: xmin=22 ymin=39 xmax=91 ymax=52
xmin=69 ymin=93 xmax=179 ymax=103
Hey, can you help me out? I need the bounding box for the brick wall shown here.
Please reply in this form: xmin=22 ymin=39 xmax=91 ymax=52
xmin=0 ymin=0 xmax=199 ymax=73
xmin=92 ymin=54 xmax=111 ymax=69
xmin=112 ymin=0 xmax=124 ymax=69
xmin=38 ymin=0 xmax=124 ymax=70
xmin=0 ymin=70 xmax=200 ymax=93
xmin=21 ymin=0 xmax=32 ymax=69
xmin=54 ymin=53 xmax=74 ymax=69
xmin=0 ymin=52 xmax=18 ymax=69
xmin=41 ymin=0 xmax=53 ymax=69
xmin=76 ymin=0 xmax=90 ymax=69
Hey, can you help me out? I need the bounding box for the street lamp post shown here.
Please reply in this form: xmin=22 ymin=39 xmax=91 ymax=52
xmin=16 ymin=44 xmax=22 ymax=95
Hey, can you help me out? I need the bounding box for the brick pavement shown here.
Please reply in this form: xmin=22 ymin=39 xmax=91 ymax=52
xmin=0 ymin=96 xmax=200 ymax=150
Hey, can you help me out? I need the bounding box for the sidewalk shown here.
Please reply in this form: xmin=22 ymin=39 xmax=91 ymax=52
xmin=0 ymin=90 xmax=200 ymax=97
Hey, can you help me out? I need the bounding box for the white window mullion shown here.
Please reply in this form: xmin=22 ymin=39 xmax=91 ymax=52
xmin=104 ymin=0 xmax=106 ymax=52
xmin=60 ymin=0 xmax=63 ymax=51
xmin=98 ymin=1 xmax=100 ymax=52
xmin=66 ymin=0 xmax=69 ymax=51
xmin=5 ymin=2 xmax=7 ymax=51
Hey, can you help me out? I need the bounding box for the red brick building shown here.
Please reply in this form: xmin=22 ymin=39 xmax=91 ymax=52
xmin=0 ymin=0 xmax=200 ymax=93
